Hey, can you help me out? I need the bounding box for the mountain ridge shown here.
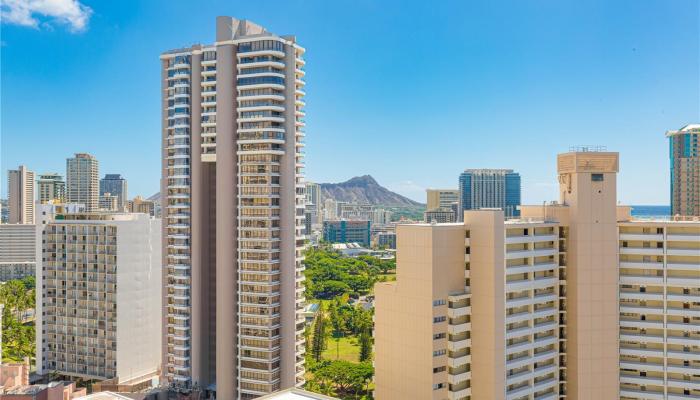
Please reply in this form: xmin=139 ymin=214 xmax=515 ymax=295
xmin=319 ymin=175 xmax=423 ymax=207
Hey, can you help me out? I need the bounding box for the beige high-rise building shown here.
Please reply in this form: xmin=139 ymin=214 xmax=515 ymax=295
xmin=66 ymin=153 xmax=99 ymax=211
xmin=616 ymin=214 xmax=700 ymax=399
xmin=8 ymin=165 xmax=35 ymax=224
xmin=99 ymin=192 xmax=119 ymax=211
xmin=160 ymin=17 xmax=306 ymax=399
xmin=376 ymin=149 xmax=646 ymax=400
xmin=128 ymin=195 xmax=156 ymax=216
xmin=426 ymin=189 xmax=460 ymax=210
xmin=36 ymin=212 xmax=161 ymax=386
xmin=667 ymin=124 xmax=699 ymax=217
xmin=37 ymin=173 xmax=66 ymax=204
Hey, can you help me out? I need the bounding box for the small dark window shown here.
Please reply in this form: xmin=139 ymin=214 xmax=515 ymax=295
xmin=591 ymin=174 xmax=604 ymax=181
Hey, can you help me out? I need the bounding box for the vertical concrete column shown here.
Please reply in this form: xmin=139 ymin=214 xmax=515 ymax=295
xmin=159 ymin=59 xmax=169 ymax=383
xmin=279 ymin=42 xmax=298 ymax=389
xmin=215 ymin=42 xmax=237 ymax=399
xmin=189 ymin=49 xmax=203 ymax=386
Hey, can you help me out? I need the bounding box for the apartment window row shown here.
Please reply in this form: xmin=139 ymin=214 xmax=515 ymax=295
xmin=237 ymin=76 xmax=285 ymax=86
xmin=202 ymin=51 xmax=216 ymax=61
xmin=434 ymin=316 xmax=446 ymax=323
xmin=433 ymin=299 xmax=446 ymax=306
xmin=240 ymin=55 xmax=283 ymax=64
xmin=238 ymin=40 xmax=285 ymax=53
xmin=168 ymin=55 xmax=191 ymax=67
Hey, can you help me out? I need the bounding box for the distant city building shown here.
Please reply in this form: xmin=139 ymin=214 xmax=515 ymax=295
xmin=323 ymin=198 xmax=338 ymax=220
xmin=1 ymin=199 xmax=8 ymax=223
xmin=372 ymin=208 xmax=393 ymax=226
xmin=0 ymin=359 xmax=87 ymax=398
xmin=100 ymin=174 xmax=128 ymax=211
xmin=66 ymin=153 xmax=99 ymax=211
xmin=160 ymin=17 xmax=306 ymax=397
xmin=458 ymin=169 xmax=521 ymax=219
xmin=426 ymin=189 xmax=459 ymax=210
xmin=37 ymin=213 xmax=161 ymax=384
xmin=449 ymin=201 xmax=460 ymax=221
xmin=99 ymin=193 xmax=119 ymax=211
xmin=339 ymin=203 xmax=374 ymax=221
xmin=8 ymin=165 xmax=35 ymax=224
xmin=0 ymin=224 xmax=35 ymax=282
xmin=375 ymin=232 xmax=396 ymax=249
xmin=667 ymin=124 xmax=699 ymax=216
xmin=423 ymin=207 xmax=455 ymax=223
xmin=127 ymin=195 xmax=156 ymax=216
xmin=305 ymin=181 xmax=322 ymax=225
xmin=323 ymin=220 xmax=371 ymax=246
xmin=305 ymin=203 xmax=314 ymax=236
xmin=37 ymin=173 xmax=66 ymax=204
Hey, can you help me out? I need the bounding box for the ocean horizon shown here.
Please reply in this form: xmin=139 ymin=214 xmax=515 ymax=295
xmin=629 ymin=205 xmax=671 ymax=217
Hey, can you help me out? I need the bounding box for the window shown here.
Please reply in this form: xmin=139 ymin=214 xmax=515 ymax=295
xmin=433 ymin=299 xmax=446 ymax=306
xmin=591 ymin=173 xmax=604 ymax=181
xmin=433 ymin=349 xmax=446 ymax=357
xmin=433 ymin=333 xmax=446 ymax=340
xmin=433 ymin=316 xmax=446 ymax=323
xmin=433 ymin=366 xmax=446 ymax=373
xmin=433 ymin=383 xmax=445 ymax=390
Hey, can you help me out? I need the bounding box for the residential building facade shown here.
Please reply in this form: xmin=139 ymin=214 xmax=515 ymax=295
xmin=100 ymin=174 xmax=129 ymax=211
xmin=128 ymin=195 xmax=156 ymax=216
xmin=426 ymin=189 xmax=460 ymax=210
xmin=160 ymin=17 xmax=306 ymax=399
xmin=0 ymin=224 xmax=35 ymax=281
xmin=458 ymin=169 xmax=521 ymax=219
xmin=339 ymin=203 xmax=374 ymax=221
xmin=37 ymin=173 xmax=66 ymax=204
xmin=99 ymin=193 xmax=119 ymax=211
xmin=322 ymin=220 xmax=371 ymax=246
xmin=376 ymin=150 xmax=627 ymax=400
xmin=617 ymin=216 xmax=700 ymax=399
xmin=372 ymin=208 xmax=393 ymax=226
xmin=8 ymin=165 xmax=35 ymax=224
xmin=37 ymin=213 xmax=161 ymax=385
xmin=375 ymin=232 xmax=396 ymax=249
xmin=667 ymin=124 xmax=699 ymax=217
xmin=66 ymin=153 xmax=99 ymax=212
xmin=423 ymin=208 xmax=456 ymax=224
xmin=305 ymin=181 xmax=322 ymax=225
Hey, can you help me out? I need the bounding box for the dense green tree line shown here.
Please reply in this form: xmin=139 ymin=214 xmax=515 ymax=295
xmin=304 ymin=248 xmax=394 ymax=300
xmin=1 ymin=277 xmax=36 ymax=363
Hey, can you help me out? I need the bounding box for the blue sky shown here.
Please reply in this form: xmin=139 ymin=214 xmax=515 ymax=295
xmin=1 ymin=0 xmax=698 ymax=204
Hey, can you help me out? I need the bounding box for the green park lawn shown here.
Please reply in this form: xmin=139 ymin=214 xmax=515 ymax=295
xmin=322 ymin=335 xmax=361 ymax=363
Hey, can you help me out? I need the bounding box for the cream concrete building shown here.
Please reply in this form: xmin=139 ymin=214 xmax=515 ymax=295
xmin=99 ymin=193 xmax=119 ymax=211
xmin=426 ymin=189 xmax=460 ymax=210
xmin=66 ymin=153 xmax=99 ymax=212
xmin=36 ymin=212 xmax=161 ymax=385
xmin=128 ymin=196 xmax=156 ymax=216
xmin=375 ymin=149 xmax=658 ymax=400
xmin=617 ymin=215 xmax=700 ymax=399
xmin=0 ymin=223 xmax=36 ymax=281
xmin=8 ymin=165 xmax=35 ymax=224
xmin=160 ymin=16 xmax=306 ymax=399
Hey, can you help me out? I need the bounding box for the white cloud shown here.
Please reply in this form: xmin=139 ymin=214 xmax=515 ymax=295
xmin=1 ymin=0 xmax=92 ymax=32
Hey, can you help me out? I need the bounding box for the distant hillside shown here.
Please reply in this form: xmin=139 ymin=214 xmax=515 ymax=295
xmin=320 ymin=175 xmax=423 ymax=207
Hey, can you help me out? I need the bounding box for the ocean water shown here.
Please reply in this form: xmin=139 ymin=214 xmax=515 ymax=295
xmin=630 ymin=205 xmax=671 ymax=217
